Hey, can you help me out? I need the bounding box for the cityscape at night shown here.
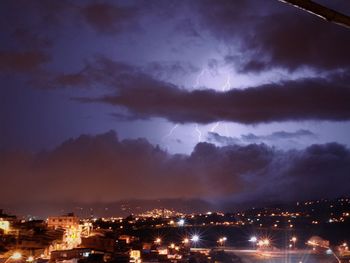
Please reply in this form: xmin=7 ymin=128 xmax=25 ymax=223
xmin=1 ymin=197 xmax=350 ymax=262
xmin=1 ymin=0 xmax=350 ymax=262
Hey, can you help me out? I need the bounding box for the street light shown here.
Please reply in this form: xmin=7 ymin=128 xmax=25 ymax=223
xmin=3 ymin=253 xmax=22 ymax=263
xmin=263 ymin=239 xmax=270 ymax=246
xmin=257 ymin=238 xmax=270 ymax=250
xmin=11 ymin=252 xmax=22 ymax=260
xmin=182 ymin=238 xmax=189 ymax=245
xmin=27 ymin=256 xmax=34 ymax=262
xmin=217 ymin=237 xmax=227 ymax=246
xmin=154 ymin=237 xmax=161 ymax=245
xmin=177 ymin=219 xmax=185 ymax=226
xmin=191 ymin=234 xmax=200 ymax=248
xmin=249 ymin=236 xmax=258 ymax=243
xmin=291 ymin=236 xmax=297 ymax=249
xmin=191 ymin=234 xmax=199 ymax=242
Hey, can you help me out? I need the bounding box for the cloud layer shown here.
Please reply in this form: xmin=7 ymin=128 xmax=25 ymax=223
xmin=197 ymin=0 xmax=350 ymax=72
xmin=70 ymin=58 xmax=350 ymax=124
xmin=1 ymin=131 xmax=349 ymax=205
xmin=208 ymin=129 xmax=316 ymax=145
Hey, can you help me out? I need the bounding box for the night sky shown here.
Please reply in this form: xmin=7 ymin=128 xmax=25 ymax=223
xmin=1 ymin=0 xmax=350 ymax=215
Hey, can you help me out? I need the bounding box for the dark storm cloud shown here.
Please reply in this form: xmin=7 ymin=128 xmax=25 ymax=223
xmin=80 ymin=2 xmax=139 ymax=34
xmin=285 ymin=143 xmax=350 ymax=198
xmin=1 ymin=131 xmax=349 ymax=204
xmin=240 ymin=11 xmax=350 ymax=72
xmin=0 ymin=1 xmax=64 ymax=74
xmin=0 ymin=51 xmax=50 ymax=73
xmin=51 ymin=58 xmax=199 ymax=89
xmin=196 ymin=0 xmax=350 ymax=72
xmin=12 ymin=28 xmax=53 ymax=49
xmin=69 ymin=58 xmax=350 ymax=124
xmin=208 ymin=129 xmax=316 ymax=145
xmin=0 ymin=1 xmax=137 ymax=75
xmin=51 ymin=57 xmax=138 ymax=88
xmin=0 ymin=0 xmax=140 ymax=74
xmin=109 ymin=112 xmax=147 ymax=122
xmin=1 ymin=0 xmax=140 ymax=35
xmin=0 ymin=131 xmax=242 ymax=203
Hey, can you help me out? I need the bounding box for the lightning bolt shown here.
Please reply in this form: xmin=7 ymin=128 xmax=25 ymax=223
xmin=195 ymin=124 xmax=202 ymax=142
xmin=162 ymin=123 xmax=179 ymax=153
xmin=221 ymin=74 xmax=231 ymax=91
xmin=162 ymin=67 xmax=208 ymax=145
xmin=210 ymin=122 xmax=219 ymax=132
xmin=194 ymin=69 xmax=207 ymax=89
xmin=211 ymin=74 xmax=231 ymax=134
xmin=192 ymin=68 xmax=209 ymax=142
xmin=162 ymin=124 xmax=179 ymax=140
xmin=193 ymin=69 xmax=232 ymax=141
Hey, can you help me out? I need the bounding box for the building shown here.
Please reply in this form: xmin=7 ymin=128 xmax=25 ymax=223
xmin=50 ymin=248 xmax=91 ymax=261
xmin=81 ymin=235 xmax=115 ymax=253
xmin=0 ymin=220 xmax=10 ymax=234
xmin=0 ymin=209 xmax=17 ymax=235
xmin=47 ymin=213 xmax=79 ymax=230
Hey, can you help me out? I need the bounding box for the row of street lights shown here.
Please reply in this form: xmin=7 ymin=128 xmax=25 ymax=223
xmin=155 ymin=234 xmax=228 ymax=247
xmin=249 ymin=236 xmax=298 ymax=249
xmin=154 ymin=234 xmax=200 ymax=246
xmin=249 ymin=236 xmax=270 ymax=249
xmin=155 ymin=234 xmax=301 ymax=249
xmin=217 ymin=237 xmax=227 ymax=246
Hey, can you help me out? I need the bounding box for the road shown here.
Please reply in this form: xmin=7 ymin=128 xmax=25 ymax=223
xmin=223 ymin=248 xmax=338 ymax=263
